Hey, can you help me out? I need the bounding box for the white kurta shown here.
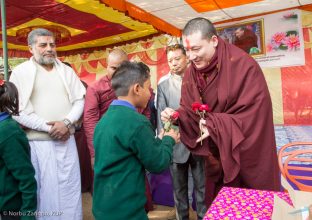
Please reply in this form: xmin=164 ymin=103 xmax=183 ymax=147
xmin=30 ymin=137 xmax=82 ymax=220
xmin=10 ymin=58 xmax=85 ymax=220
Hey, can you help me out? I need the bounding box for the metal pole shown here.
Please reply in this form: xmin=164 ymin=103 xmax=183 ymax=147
xmin=0 ymin=0 xmax=8 ymax=81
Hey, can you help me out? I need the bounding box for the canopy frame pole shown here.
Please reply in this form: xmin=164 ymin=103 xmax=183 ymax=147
xmin=1 ymin=0 xmax=9 ymax=81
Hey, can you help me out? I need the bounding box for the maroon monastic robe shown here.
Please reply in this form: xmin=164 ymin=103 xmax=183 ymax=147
xmin=178 ymin=38 xmax=280 ymax=206
xmin=233 ymin=28 xmax=258 ymax=53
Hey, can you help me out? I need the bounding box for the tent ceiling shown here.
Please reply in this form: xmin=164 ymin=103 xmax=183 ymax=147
xmin=127 ymin=0 xmax=311 ymax=29
xmin=1 ymin=0 xmax=158 ymax=55
xmin=104 ymin=0 xmax=312 ymax=36
xmin=0 ymin=0 xmax=312 ymax=56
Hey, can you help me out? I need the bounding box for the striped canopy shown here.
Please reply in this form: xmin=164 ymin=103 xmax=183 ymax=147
xmin=0 ymin=0 xmax=311 ymax=56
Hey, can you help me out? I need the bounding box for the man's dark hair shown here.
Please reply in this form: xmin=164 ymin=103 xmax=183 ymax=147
xmin=0 ymin=81 xmax=19 ymax=115
xmin=112 ymin=61 xmax=150 ymax=97
xmin=182 ymin=17 xmax=217 ymax=39
xmin=166 ymin=44 xmax=186 ymax=55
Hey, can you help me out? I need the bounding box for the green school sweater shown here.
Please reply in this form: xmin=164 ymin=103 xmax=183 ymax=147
xmin=93 ymin=105 xmax=174 ymax=220
xmin=0 ymin=117 xmax=37 ymax=220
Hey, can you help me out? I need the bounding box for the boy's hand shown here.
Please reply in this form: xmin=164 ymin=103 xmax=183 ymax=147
xmin=164 ymin=128 xmax=180 ymax=144
xmin=161 ymin=108 xmax=175 ymax=123
xmin=158 ymin=129 xmax=165 ymax=139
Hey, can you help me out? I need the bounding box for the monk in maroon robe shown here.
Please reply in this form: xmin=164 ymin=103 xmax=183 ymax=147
xmin=161 ymin=18 xmax=280 ymax=208
xmin=233 ymin=27 xmax=258 ymax=54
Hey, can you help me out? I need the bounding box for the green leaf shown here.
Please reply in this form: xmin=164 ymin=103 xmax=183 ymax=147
xmin=164 ymin=121 xmax=171 ymax=132
xmin=279 ymin=44 xmax=288 ymax=50
xmin=171 ymin=125 xmax=179 ymax=132
xmin=286 ymin=30 xmax=298 ymax=36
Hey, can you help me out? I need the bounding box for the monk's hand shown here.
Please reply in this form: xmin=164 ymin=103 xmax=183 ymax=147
xmin=196 ymin=119 xmax=209 ymax=143
xmin=47 ymin=121 xmax=70 ymax=141
xmin=161 ymin=108 xmax=175 ymax=123
xmin=164 ymin=128 xmax=180 ymax=144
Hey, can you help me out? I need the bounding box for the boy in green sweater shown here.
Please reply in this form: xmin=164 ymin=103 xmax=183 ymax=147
xmin=92 ymin=61 xmax=180 ymax=220
xmin=0 ymin=81 xmax=37 ymax=220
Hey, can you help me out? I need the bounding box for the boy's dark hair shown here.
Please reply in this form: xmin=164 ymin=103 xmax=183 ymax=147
xmin=182 ymin=17 xmax=217 ymax=40
xmin=0 ymin=81 xmax=19 ymax=115
xmin=112 ymin=61 xmax=150 ymax=97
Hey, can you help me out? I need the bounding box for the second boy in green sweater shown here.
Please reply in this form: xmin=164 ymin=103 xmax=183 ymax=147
xmin=0 ymin=81 xmax=37 ymax=220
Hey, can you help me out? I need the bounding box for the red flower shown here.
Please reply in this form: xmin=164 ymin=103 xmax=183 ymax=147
xmin=171 ymin=111 xmax=179 ymax=120
xmin=199 ymin=104 xmax=210 ymax=112
xmin=192 ymin=102 xmax=201 ymax=112
xmin=191 ymin=102 xmax=210 ymax=145
xmin=164 ymin=111 xmax=179 ymax=132
xmin=0 ymin=79 xmax=4 ymax=86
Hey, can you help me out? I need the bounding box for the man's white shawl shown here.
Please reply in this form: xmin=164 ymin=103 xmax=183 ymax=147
xmin=10 ymin=57 xmax=85 ymax=114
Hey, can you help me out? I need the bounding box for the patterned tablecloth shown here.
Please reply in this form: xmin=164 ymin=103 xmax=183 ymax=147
xmin=204 ymin=187 xmax=293 ymax=220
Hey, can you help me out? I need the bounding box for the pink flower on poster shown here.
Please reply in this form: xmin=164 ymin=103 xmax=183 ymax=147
xmin=271 ymin=32 xmax=286 ymax=47
xmin=267 ymin=31 xmax=300 ymax=52
xmin=285 ymin=34 xmax=300 ymax=50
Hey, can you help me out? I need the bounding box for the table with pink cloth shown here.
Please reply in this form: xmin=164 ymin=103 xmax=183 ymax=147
xmin=204 ymin=187 xmax=293 ymax=220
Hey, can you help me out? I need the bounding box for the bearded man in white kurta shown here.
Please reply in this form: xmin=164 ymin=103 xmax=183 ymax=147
xmin=10 ymin=28 xmax=85 ymax=220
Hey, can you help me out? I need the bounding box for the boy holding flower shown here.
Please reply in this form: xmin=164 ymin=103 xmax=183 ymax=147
xmin=92 ymin=61 xmax=180 ymax=220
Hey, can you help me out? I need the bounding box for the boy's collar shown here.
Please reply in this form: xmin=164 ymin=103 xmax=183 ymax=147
xmin=111 ymin=99 xmax=136 ymax=111
xmin=0 ymin=112 xmax=10 ymax=122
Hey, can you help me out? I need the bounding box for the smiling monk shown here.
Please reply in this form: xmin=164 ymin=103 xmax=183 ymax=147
xmin=161 ymin=17 xmax=281 ymax=207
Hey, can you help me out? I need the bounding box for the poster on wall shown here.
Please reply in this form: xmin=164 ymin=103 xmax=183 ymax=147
xmin=216 ymin=9 xmax=305 ymax=68
xmin=217 ymin=19 xmax=265 ymax=56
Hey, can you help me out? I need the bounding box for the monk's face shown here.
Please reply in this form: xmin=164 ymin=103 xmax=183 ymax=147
xmin=182 ymin=31 xmax=218 ymax=69
xmin=235 ymin=28 xmax=244 ymax=39
xmin=167 ymin=48 xmax=187 ymax=76
xmin=29 ymin=36 xmax=57 ymax=65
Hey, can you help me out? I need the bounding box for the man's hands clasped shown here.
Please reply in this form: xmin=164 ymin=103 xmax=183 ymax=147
xmin=47 ymin=121 xmax=70 ymax=141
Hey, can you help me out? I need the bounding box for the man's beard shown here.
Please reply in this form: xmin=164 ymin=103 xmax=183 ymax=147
xmin=39 ymin=56 xmax=55 ymax=65
xmin=36 ymin=52 xmax=57 ymax=65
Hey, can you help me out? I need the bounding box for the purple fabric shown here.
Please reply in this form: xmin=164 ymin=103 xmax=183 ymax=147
xmin=150 ymin=169 xmax=197 ymax=209
xmin=150 ymin=169 xmax=174 ymax=207
xmin=285 ymin=164 xmax=312 ymax=190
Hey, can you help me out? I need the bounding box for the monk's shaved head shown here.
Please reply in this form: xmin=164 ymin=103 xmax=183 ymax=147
xmin=107 ymin=49 xmax=128 ymax=78
xmin=107 ymin=49 xmax=128 ymax=63
xmin=182 ymin=17 xmax=217 ymax=40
